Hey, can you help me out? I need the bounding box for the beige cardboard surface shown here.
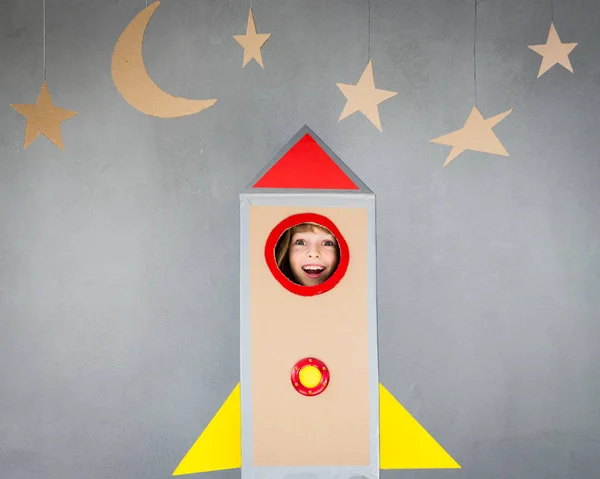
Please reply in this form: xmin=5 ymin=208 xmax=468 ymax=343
xmin=234 ymin=9 xmax=271 ymax=68
xmin=11 ymin=81 xmax=78 ymax=151
xmin=250 ymin=205 xmax=370 ymax=466
xmin=528 ymin=22 xmax=578 ymax=78
xmin=430 ymin=106 xmax=513 ymax=167
xmin=336 ymin=60 xmax=397 ymax=132
xmin=111 ymin=1 xmax=217 ymax=118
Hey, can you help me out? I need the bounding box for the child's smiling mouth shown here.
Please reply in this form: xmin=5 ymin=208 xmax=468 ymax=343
xmin=301 ymin=264 xmax=326 ymax=278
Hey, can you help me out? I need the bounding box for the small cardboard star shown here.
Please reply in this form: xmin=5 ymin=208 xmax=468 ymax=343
xmin=233 ymin=9 xmax=271 ymax=68
xmin=430 ymin=106 xmax=513 ymax=167
xmin=336 ymin=60 xmax=397 ymax=132
xmin=11 ymin=81 xmax=78 ymax=150
xmin=528 ymin=23 xmax=578 ymax=78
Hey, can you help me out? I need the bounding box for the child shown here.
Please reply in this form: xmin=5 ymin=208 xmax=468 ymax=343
xmin=275 ymin=223 xmax=340 ymax=286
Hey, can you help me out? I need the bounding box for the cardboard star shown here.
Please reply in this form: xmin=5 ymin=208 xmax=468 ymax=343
xmin=336 ymin=60 xmax=398 ymax=132
xmin=528 ymin=23 xmax=578 ymax=78
xmin=430 ymin=106 xmax=513 ymax=167
xmin=233 ymin=9 xmax=271 ymax=68
xmin=11 ymin=81 xmax=78 ymax=150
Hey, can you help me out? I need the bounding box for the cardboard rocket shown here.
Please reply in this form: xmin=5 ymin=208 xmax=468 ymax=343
xmin=173 ymin=126 xmax=461 ymax=477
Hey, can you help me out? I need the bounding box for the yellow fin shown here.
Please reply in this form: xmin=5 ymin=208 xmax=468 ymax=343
xmin=173 ymin=383 xmax=241 ymax=475
xmin=380 ymin=383 xmax=461 ymax=469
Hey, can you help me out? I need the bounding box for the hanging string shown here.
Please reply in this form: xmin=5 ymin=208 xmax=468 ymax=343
xmin=473 ymin=0 xmax=478 ymax=107
xmin=368 ymin=0 xmax=371 ymax=60
xmin=551 ymin=0 xmax=554 ymax=23
xmin=43 ymin=0 xmax=46 ymax=81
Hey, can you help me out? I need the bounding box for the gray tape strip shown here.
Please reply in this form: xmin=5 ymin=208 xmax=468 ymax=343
xmin=240 ymin=195 xmax=254 ymax=471
xmin=244 ymin=465 xmax=377 ymax=479
xmin=367 ymin=198 xmax=380 ymax=472
xmin=244 ymin=193 xmax=374 ymax=208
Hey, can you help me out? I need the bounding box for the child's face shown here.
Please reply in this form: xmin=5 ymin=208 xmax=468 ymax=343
xmin=288 ymin=228 xmax=339 ymax=286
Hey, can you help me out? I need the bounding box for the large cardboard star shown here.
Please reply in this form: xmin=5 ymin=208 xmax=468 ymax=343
xmin=11 ymin=81 xmax=78 ymax=150
xmin=430 ymin=106 xmax=513 ymax=167
xmin=233 ymin=9 xmax=271 ymax=68
xmin=528 ymin=23 xmax=578 ymax=78
xmin=336 ymin=60 xmax=397 ymax=132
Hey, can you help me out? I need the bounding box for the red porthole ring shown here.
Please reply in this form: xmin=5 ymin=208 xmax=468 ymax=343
xmin=264 ymin=213 xmax=349 ymax=297
xmin=291 ymin=357 xmax=330 ymax=397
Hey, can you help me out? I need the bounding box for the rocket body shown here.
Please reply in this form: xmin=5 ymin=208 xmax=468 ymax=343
xmin=239 ymin=127 xmax=379 ymax=478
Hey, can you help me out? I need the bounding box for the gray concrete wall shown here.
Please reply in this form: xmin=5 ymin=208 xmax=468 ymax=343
xmin=1 ymin=0 xmax=599 ymax=477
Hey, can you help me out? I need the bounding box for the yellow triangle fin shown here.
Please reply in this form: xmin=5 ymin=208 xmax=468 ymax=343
xmin=380 ymin=383 xmax=461 ymax=469
xmin=173 ymin=383 xmax=241 ymax=475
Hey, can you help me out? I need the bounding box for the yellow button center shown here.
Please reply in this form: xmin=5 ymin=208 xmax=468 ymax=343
xmin=298 ymin=365 xmax=322 ymax=389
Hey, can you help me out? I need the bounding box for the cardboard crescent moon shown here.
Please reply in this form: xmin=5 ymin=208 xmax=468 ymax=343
xmin=111 ymin=1 xmax=217 ymax=118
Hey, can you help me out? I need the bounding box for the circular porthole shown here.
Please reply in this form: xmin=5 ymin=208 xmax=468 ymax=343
xmin=264 ymin=213 xmax=349 ymax=297
xmin=291 ymin=357 xmax=330 ymax=397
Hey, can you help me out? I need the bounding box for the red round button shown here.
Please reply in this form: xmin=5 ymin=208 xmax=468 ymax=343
xmin=291 ymin=357 xmax=330 ymax=396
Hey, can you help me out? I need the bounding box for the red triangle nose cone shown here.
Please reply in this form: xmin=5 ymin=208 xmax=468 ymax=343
xmin=253 ymin=134 xmax=359 ymax=189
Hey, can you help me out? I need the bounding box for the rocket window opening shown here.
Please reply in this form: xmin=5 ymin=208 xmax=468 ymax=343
xmin=264 ymin=213 xmax=350 ymax=297
xmin=275 ymin=224 xmax=340 ymax=285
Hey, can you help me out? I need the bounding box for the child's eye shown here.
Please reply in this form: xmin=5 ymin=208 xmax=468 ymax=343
xmin=323 ymin=240 xmax=334 ymax=246
xmin=295 ymin=239 xmax=306 ymax=245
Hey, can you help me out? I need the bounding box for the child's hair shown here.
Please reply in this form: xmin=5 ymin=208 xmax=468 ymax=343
xmin=275 ymin=223 xmax=340 ymax=283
